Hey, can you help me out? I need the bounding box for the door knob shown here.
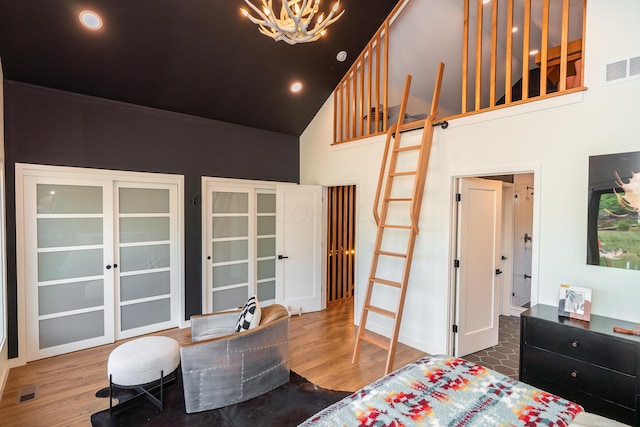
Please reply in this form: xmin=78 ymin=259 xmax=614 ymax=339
xmin=106 ymin=265 xmax=112 ymax=270
xmin=495 ymin=269 xmax=503 ymax=275
xmin=278 ymin=255 xmax=289 ymax=260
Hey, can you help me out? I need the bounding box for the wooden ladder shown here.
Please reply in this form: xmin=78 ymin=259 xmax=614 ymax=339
xmin=352 ymin=63 xmax=446 ymax=375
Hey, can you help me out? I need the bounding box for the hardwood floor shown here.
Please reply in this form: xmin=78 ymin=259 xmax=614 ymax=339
xmin=0 ymin=299 xmax=426 ymax=426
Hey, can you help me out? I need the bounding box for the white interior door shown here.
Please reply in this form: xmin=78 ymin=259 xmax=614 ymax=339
xmin=205 ymin=187 xmax=252 ymax=312
xmin=115 ymin=182 xmax=179 ymax=339
xmin=455 ymin=177 xmax=503 ymax=357
xmin=255 ymin=189 xmax=277 ymax=305
xmin=204 ymin=180 xmax=281 ymax=312
xmin=276 ymin=184 xmax=323 ymax=313
xmin=24 ymin=176 xmax=115 ymax=361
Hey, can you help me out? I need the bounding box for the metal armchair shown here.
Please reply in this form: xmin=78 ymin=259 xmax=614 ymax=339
xmin=180 ymin=304 xmax=290 ymax=413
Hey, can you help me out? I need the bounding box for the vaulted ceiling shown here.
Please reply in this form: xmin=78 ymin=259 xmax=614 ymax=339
xmin=0 ymin=0 xmax=400 ymax=136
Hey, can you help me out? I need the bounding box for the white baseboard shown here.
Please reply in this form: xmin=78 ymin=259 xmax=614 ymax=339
xmin=363 ymin=320 xmax=445 ymax=357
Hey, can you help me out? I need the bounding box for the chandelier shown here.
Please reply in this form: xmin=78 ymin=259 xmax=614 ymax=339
xmin=241 ymin=0 xmax=345 ymax=45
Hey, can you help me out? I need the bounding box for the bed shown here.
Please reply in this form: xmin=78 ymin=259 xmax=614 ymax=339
xmin=299 ymin=355 xmax=627 ymax=426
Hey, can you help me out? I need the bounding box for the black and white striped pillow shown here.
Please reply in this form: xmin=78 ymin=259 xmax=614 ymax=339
xmin=235 ymin=295 xmax=262 ymax=333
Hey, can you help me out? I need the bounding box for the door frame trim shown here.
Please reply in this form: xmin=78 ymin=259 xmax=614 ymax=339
xmin=447 ymin=163 xmax=541 ymax=356
xmin=15 ymin=163 xmax=185 ymax=365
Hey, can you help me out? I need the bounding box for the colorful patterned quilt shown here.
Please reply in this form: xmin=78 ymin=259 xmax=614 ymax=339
xmin=299 ymin=355 xmax=583 ymax=426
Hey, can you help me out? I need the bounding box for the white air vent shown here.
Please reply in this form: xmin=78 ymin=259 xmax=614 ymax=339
xmin=602 ymin=55 xmax=640 ymax=86
xmin=630 ymin=56 xmax=640 ymax=77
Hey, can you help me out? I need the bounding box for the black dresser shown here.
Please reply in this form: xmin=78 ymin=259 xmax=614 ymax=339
xmin=520 ymin=304 xmax=640 ymax=426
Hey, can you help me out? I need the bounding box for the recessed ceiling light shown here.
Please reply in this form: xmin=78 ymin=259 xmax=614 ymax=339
xmin=482 ymin=0 xmax=490 ymax=4
xmin=79 ymin=10 xmax=103 ymax=30
xmin=529 ymin=49 xmax=539 ymax=56
xmin=512 ymin=27 xmax=518 ymax=33
xmin=290 ymin=82 xmax=303 ymax=93
xmin=336 ymin=51 xmax=347 ymax=62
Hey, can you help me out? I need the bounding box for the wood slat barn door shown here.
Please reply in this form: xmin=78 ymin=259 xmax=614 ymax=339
xmin=326 ymin=185 xmax=356 ymax=302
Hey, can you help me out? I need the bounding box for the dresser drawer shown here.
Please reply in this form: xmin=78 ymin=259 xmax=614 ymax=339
xmin=522 ymin=345 xmax=636 ymax=409
xmin=524 ymin=316 xmax=637 ymax=375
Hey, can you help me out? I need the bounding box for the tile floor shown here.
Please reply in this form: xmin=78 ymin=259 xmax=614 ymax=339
xmin=463 ymin=315 xmax=521 ymax=380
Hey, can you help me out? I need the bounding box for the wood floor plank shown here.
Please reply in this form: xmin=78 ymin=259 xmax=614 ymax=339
xmin=0 ymin=298 xmax=426 ymax=426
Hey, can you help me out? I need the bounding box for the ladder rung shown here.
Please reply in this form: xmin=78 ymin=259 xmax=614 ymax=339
xmin=381 ymin=224 xmax=412 ymax=229
xmin=371 ymin=277 xmax=402 ymax=288
xmin=396 ymin=119 xmax=427 ymax=133
xmin=365 ymin=305 xmax=397 ymax=319
xmin=390 ymin=171 xmax=417 ymax=177
xmin=395 ymin=144 xmax=422 ymax=152
xmin=359 ymin=331 xmax=390 ymax=350
xmin=385 ymin=197 xmax=412 ymax=202
xmin=376 ymin=250 xmax=407 ymax=258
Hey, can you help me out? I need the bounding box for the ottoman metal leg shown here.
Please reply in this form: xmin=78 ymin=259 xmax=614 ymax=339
xmin=107 ymin=336 xmax=180 ymax=415
xmin=109 ymin=369 xmax=178 ymax=415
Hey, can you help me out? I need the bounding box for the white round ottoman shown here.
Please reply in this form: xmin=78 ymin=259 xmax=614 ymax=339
xmin=107 ymin=336 xmax=180 ymax=412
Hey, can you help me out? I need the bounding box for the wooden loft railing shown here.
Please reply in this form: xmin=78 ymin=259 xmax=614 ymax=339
xmin=333 ymin=21 xmax=390 ymax=144
xmin=332 ymin=0 xmax=410 ymax=145
xmin=460 ymin=0 xmax=586 ymax=116
xmin=332 ymin=0 xmax=586 ymax=145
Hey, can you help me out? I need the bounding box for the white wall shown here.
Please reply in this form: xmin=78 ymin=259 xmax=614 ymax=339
xmin=0 ymin=56 xmax=9 ymax=396
xmin=300 ymin=0 xmax=640 ymax=355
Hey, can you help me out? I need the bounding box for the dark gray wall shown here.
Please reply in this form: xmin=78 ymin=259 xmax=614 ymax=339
xmin=3 ymin=81 xmax=299 ymax=358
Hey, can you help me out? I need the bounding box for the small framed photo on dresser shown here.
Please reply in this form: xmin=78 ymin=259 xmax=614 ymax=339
xmin=558 ymin=284 xmax=592 ymax=321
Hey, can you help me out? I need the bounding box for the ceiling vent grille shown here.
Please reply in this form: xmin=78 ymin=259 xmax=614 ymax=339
xmin=603 ymin=55 xmax=640 ymax=85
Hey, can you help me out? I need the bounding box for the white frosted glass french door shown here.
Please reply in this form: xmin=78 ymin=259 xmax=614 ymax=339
xmin=204 ymin=184 xmax=276 ymax=313
xmin=255 ymin=190 xmax=276 ymax=304
xmin=21 ymin=166 xmax=181 ymax=361
xmin=206 ymin=188 xmax=251 ymax=312
xmin=115 ymin=183 xmax=179 ymax=340
xmin=24 ymin=177 xmax=114 ymax=360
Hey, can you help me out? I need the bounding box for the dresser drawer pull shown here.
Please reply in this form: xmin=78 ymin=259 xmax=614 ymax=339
xmin=570 ymin=370 xmax=578 ymax=378
xmin=571 ymin=341 xmax=579 ymax=348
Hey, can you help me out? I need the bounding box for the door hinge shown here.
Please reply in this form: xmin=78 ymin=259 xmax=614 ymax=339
xmin=454 ymin=259 xmax=460 ymax=268
xmin=452 ymin=324 xmax=458 ymax=333
xmin=455 ymin=193 xmax=461 ymax=202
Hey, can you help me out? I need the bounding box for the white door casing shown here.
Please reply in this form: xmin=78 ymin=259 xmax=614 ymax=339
xmin=454 ymin=177 xmax=503 ymax=357
xmin=276 ymin=184 xmax=323 ymax=313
